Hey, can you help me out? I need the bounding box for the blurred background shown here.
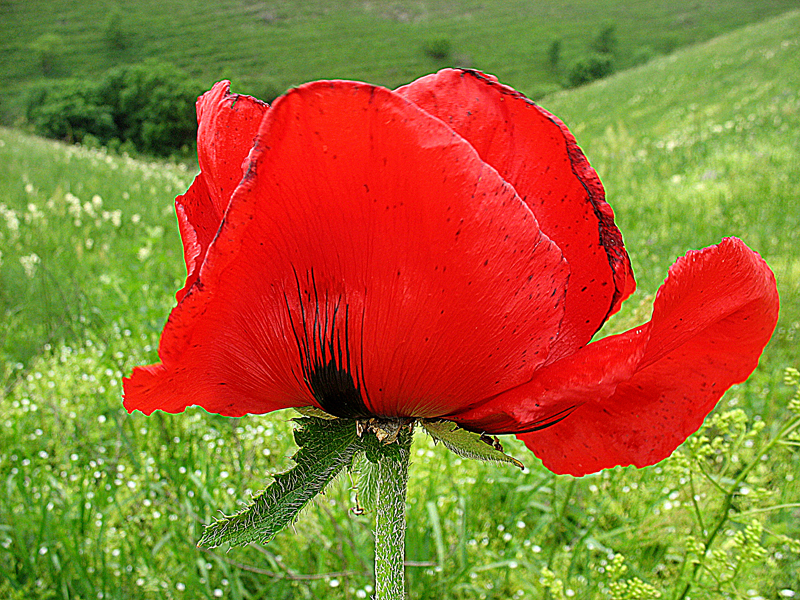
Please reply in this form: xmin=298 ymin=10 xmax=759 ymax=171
xmin=1 ymin=1 xmax=799 ymax=599
xmin=1 ymin=0 xmax=799 ymax=154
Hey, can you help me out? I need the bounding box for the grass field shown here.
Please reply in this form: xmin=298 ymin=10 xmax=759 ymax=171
xmin=1 ymin=7 xmax=800 ymax=600
xmin=2 ymin=0 xmax=799 ymax=123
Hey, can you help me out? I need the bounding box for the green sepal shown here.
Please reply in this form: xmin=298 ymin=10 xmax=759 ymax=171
xmin=294 ymin=405 xmax=337 ymax=420
xmin=421 ymin=419 xmax=524 ymax=470
xmin=198 ymin=416 xmax=359 ymax=548
xmin=359 ymin=427 xmax=403 ymax=464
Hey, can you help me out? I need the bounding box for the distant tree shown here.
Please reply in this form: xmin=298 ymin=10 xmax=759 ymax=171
xmin=591 ymin=22 xmax=618 ymax=55
xmin=30 ymin=33 xmax=65 ymax=75
xmin=104 ymin=7 xmax=127 ymax=51
xmin=547 ymin=38 xmax=562 ymax=71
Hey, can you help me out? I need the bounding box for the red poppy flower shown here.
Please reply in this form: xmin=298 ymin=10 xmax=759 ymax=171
xmin=123 ymin=69 xmax=779 ymax=476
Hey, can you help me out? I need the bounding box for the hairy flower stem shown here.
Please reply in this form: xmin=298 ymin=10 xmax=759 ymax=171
xmin=374 ymin=427 xmax=413 ymax=600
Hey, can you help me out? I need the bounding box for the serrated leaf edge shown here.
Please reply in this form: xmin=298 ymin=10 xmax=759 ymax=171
xmin=421 ymin=419 xmax=524 ymax=470
xmin=198 ymin=418 xmax=358 ymax=548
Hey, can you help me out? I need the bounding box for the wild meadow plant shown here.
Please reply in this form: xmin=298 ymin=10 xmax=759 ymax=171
xmin=2 ymin=12 xmax=800 ymax=600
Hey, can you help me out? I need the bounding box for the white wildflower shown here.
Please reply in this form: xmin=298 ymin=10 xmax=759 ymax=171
xmin=65 ymin=193 xmax=82 ymax=219
xmin=1 ymin=204 xmax=20 ymax=233
xmin=20 ymin=253 xmax=41 ymax=278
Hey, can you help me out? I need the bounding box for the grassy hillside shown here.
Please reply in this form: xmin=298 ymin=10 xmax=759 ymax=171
xmin=1 ymin=9 xmax=799 ymax=600
xmin=2 ymin=0 xmax=799 ymax=122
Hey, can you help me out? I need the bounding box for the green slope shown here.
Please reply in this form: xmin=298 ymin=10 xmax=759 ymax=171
xmin=1 ymin=0 xmax=798 ymax=122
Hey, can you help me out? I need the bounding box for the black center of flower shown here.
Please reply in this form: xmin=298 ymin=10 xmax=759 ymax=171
xmin=285 ymin=268 xmax=372 ymax=419
xmin=307 ymin=359 xmax=370 ymax=419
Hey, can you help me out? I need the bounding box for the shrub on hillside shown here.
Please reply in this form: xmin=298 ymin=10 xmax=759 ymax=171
xmin=26 ymin=61 xmax=204 ymax=157
xmin=567 ymin=53 xmax=615 ymax=87
xmin=247 ymin=77 xmax=283 ymax=104
xmin=526 ymin=82 xmax=564 ymax=100
xmin=96 ymin=61 xmax=204 ymax=155
xmin=423 ymin=37 xmax=452 ymax=60
xmin=631 ymin=45 xmax=658 ymax=66
xmin=659 ymin=33 xmax=680 ymax=54
xmin=26 ymin=80 xmax=116 ymax=143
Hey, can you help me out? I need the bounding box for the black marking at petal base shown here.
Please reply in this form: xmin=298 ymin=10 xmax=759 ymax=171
xmin=284 ymin=267 xmax=372 ymax=419
xmin=307 ymin=359 xmax=368 ymax=418
xmin=514 ymin=404 xmax=579 ymax=434
xmin=463 ymin=403 xmax=580 ymax=436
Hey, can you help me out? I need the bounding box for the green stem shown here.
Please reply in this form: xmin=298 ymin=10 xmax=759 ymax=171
xmin=374 ymin=427 xmax=413 ymax=600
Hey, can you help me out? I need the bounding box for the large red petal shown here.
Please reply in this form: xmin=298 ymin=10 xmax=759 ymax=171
xmin=451 ymin=238 xmax=778 ymax=476
xmin=174 ymin=175 xmax=219 ymax=302
xmin=398 ymin=69 xmax=636 ymax=361
xmin=196 ymin=80 xmax=269 ymax=218
xmin=123 ymin=81 xmax=569 ymax=418
xmin=175 ymin=81 xmax=269 ymax=301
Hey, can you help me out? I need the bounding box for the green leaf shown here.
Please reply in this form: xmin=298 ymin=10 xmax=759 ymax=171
xmin=198 ymin=417 xmax=359 ymax=548
xmin=421 ymin=420 xmax=524 ymax=470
